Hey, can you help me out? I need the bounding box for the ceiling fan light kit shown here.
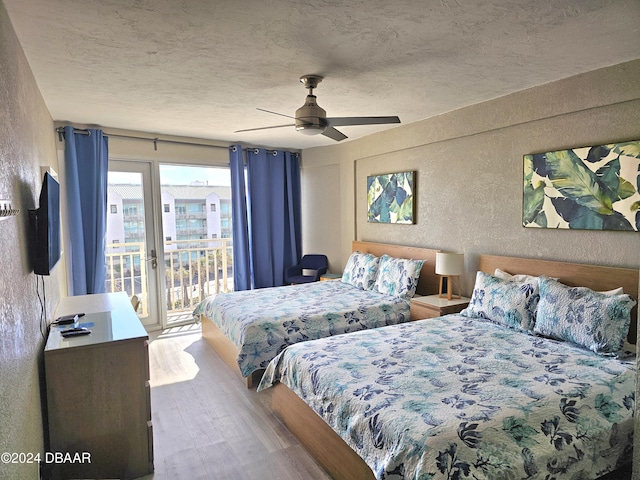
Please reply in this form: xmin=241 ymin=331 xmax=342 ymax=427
xmin=295 ymin=124 xmax=324 ymax=135
xmin=235 ymin=74 xmax=401 ymax=142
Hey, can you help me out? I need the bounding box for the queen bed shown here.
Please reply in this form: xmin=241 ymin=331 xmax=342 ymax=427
xmin=259 ymin=254 xmax=638 ymax=480
xmin=195 ymin=241 xmax=439 ymax=387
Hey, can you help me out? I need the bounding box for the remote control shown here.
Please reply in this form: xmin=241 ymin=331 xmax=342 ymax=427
xmin=61 ymin=327 xmax=91 ymax=337
xmin=54 ymin=314 xmax=78 ymax=325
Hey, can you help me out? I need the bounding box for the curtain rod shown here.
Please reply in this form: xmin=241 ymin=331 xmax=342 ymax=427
xmin=55 ymin=127 xmax=296 ymax=155
xmin=55 ymin=127 xmax=229 ymax=151
xmin=231 ymin=145 xmax=301 ymax=156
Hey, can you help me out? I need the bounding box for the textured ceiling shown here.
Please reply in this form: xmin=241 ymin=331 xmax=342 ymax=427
xmin=4 ymin=0 xmax=640 ymax=149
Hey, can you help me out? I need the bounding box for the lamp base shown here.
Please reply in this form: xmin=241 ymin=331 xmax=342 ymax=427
xmin=438 ymin=275 xmax=461 ymax=301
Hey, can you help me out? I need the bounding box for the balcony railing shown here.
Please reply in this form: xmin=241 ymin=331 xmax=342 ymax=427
xmin=105 ymin=238 xmax=234 ymax=323
xmin=164 ymin=238 xmax=233 ymax=314
xmin=185 ymin=212 xmax=207 ymax=219
xmin=105 ymin=241 xmax=149 ymax=316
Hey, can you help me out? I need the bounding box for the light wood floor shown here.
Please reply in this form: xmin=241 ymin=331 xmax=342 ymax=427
xmin=139 ymin=323 xmax=332 ymax=480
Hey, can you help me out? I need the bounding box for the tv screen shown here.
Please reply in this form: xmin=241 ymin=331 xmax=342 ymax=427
xmin=30 ymin=172 xmax=61 ymax=275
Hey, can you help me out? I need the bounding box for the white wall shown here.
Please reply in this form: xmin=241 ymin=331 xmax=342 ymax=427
xmin=205 ymin=192 xmax=221 ymax=239
xmin=0 ymin=3 xmax=64 ymax=478
xmin=106 ymin=190 xmax=125 ymax=247
xmin=300 ymin=162 xmax=342 ymax=273
xmin=161 ymin=190 xmax=177 ymax=246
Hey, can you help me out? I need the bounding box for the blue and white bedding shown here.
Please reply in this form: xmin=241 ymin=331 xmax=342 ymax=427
xmin=258 ymin=315 xmax=635 ymax=480
xmin=193 ymin=280 xmax=410 ymax=377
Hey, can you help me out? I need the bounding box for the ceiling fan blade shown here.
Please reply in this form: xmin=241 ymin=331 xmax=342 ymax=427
xmin=322 ymin=127 xmax=348 ymax=142
xmin=326 ymin=116 xmax=401 ymax=127
xmin=234 ymin=123 xmax=295 ymax=133
xmin=256 ymin=108 xmax=297 ymax=120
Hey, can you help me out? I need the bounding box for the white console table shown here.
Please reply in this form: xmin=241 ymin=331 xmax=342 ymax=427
xmin=44 ymin=292 xmax=153 ymax=479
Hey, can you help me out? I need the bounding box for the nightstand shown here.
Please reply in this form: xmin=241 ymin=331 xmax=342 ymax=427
xmin=320 ymin=273 xmax=342 ymax=281
xmin=410 ymin=294 xmax=470 ymax=320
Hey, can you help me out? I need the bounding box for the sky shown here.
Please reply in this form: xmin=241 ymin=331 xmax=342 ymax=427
xmin=108 ymin=165 xmax=231 ymax=186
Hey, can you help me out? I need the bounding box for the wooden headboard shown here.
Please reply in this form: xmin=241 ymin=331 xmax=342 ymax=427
xmin=479 ymin=254 xmax=639 ymax=344
xmin=352 ymin=241 xmax=439 ymax=297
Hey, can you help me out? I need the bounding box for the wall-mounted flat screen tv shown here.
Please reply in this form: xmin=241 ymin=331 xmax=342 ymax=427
xmin=29 ymin=172 xmax=61 ymax=275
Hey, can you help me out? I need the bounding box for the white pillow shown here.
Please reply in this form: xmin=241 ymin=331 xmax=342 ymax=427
xmin=623 ymin=340 xmax=636 ymax=353
xmin=494 ymin=269 xmax=622 ymax=295
xmin=600 ymin=287 xmax=624 ymax=295
xmin=494 ymin=268 xmax=539 ymax=283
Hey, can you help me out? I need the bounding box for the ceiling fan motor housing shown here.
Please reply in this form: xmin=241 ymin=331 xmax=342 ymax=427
xmin=295 ymin=95 xmax=326 ymax=135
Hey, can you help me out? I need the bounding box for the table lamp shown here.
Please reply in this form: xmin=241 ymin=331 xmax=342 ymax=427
xmin=435 ymin=252 xmax=464 ymax=300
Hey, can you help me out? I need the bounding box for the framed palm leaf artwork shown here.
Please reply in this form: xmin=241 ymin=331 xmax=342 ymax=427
xmin=523 ymin=141 xmax=640 ymax=231
xmin=367 ymin=171 xmax=415 ymax=224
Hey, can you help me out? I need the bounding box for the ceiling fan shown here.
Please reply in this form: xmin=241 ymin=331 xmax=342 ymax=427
xmin=235 ymin=75 xmax=401 ymax=141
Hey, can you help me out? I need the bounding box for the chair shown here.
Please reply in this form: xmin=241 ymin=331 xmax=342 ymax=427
xmin=130 ymin=294 xmax=140 ymax=313
xmin=284 ymin=254 xmax=328 ymax=285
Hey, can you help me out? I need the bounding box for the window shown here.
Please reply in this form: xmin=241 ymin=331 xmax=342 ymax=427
xmin=112 ymin=239 xmax=120 ymax=244
xmin=212 ymin=234 xmax=217 ymax=238
xmin=164 ymin=204 xmax=170 ymax=213
xmin=123 ymin=204 xmax=141 ymax=216
xmin=165 ymin=236 xmax=172 ymax=241
xmin=110 ymin=205 xmax=117 ymax=214
xmin=211 ymin=204 xmax=216 ymax=212
xmin=187 ymin=203 xmax=203 ymax=213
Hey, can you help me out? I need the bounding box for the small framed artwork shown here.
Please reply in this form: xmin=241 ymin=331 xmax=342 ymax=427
xmin=367 ymin=171 xmax=415 ymax=224
xmin=523 ymin=140 xmax=640 ymax=231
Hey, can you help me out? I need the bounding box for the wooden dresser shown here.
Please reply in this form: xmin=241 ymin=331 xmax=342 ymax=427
xmin=44 ymin=292 xmax=153 ymax=479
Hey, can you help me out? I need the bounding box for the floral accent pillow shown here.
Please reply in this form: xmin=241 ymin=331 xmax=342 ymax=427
xmin=534 ymin=276 xmax=636 ymax=355
xmin=341 ymin=252 xmax=380 ymax=290
xmin=460 ymin=271 xmax=539 ymax=331
xmin=374 ymin=255 xmax=425 ymax=299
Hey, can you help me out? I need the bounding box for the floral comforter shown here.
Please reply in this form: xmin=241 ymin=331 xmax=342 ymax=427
xmin=193 ymin=280 xmax=410 ymax=377
xmin=259 ymin=315 xmax=635 ymax=480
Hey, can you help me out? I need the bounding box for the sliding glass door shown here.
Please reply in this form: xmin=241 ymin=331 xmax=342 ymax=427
xmin=105 ymin=160 xmax=161 ymax=327
xmin=106 ymin=160 xmax=233 ymax=329
xmin=158 ymin=164 xmax=233 ymax=326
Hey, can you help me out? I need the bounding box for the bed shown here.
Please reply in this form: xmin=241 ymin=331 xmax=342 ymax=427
xmin=259 ymin=254 xmax=638 ymax=480
xmin=195 ymin=241 xmax=439 ymax=387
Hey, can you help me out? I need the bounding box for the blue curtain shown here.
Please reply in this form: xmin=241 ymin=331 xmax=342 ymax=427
xmin=229 ymin=145 xmax=301 ymax=290
xmin=229 ymin=145 xmax=252 ymax=291
xmin=63 ymin=126 xmax=108 ymax=295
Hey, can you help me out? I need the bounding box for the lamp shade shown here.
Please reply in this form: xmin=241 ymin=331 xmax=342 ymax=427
xmin=435 ymin=252 xmax=464 ymax=276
